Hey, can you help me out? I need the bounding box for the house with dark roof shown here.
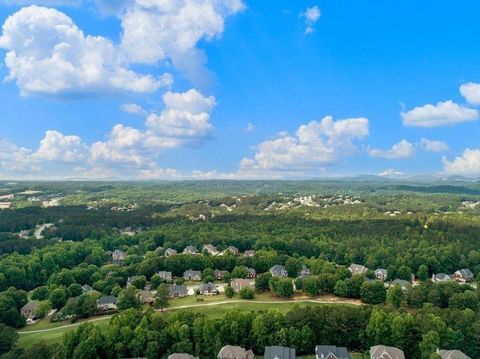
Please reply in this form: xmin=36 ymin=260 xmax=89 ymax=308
xmin=199 ymin=282 xmax=218 ymax=295
xmin=437 ymin=349 xmax=471 ymax=359
xmin=214 ymin=270 xmax=228 ymax=281
xmin=349 ymin=264 xmax=368 ymax=276
xmin=247 ymin=268 xmax=256 ymax=279
xmin=270 ymin=265 xmax=288 ymax=277
xmin=217 ymin=345 xmax=255 ymax=359
xmin=374 ymin=269 xmax=388 ymax=281
xmin=264 ymin=346 xmax=296 ymax=359
xmin=453 ymin=269 xmax=474 ymax=283
xmin=183 ymin=246 xmax=198 ymax=255
xmin=157 ymin=271 xmax=173 ymax=282
xmin=432 ymin=273 xmax=453 ymax=283
xmin=21 ymin=300 xmax=39 ymax=319
xmin=315 ymin=345 xmax=351 ymax=359
xmin=96 ymin=296 xmax=117 ymax=311
xmin=164 ymin=248 xmax=177 ymax=257
xmin=81 ymin=284 xmax=93 ymax=293
xmin=183 ymin=270 xmax=202 ymax=281
xmin=169 ymin=284 xmax=188 ymax=298
xmin=370 ymin=345 xmax=405 ymax=359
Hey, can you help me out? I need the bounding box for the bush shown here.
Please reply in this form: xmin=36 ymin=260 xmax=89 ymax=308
xmin=239 ymin=287 xmax=254 ymax=300
xmin=225 ymin=286 xmax=234 ymax=298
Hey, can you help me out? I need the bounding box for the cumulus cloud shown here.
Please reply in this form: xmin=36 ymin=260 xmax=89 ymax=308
xmin=368 ymin=139 xmax=415 ymax=159
xmin=301 ymin=6 xmax=321 ymax=34
xmin=443 ymin=149 xmax=480 ymax=176
xmin=378 ymin=168 xmax=404 ymax=177
xmin=420 ymin=138 xmax=449 ymax=153
xmin=32 ymin=130 xmax=88 ymax=162
xmin=121 ymin=103 xmax=146 ymax=115
xmin=0 ymin=6 xmax=172 ymax=97
xmin=0 ymin=139 xmax=36 ymax=173
xmin=460 ymin=82 xmax=480 ymax=105
xmin=239 ymin=116 xmax=369 ymax=175
xmin=120 ymin=0 xmax=245 ymax=82
xmin=401 ymin=100 xmax=478 ymax=127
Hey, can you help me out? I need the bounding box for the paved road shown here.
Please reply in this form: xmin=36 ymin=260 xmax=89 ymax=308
xmin=18 ymin=298 xmax=361 ymax=334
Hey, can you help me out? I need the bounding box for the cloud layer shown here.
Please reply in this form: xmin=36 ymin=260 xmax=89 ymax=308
xmin=401 ymin=100 xmax=478 ymax=127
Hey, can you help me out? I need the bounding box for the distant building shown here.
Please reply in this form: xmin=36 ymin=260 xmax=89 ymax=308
xmin=370 ymin=345 xmax=405 ymax=359
xmin=21 ymin=301 xmax=39 ymax=319
xmin=167 ymin=354 xmax=196 ymax=359
xmin=183 ymin=246 xmax=198 ymax=255
xmin=19 ymin=230 xmax=30 ymax=239
xmin=183 ymin=270 xmax=202 ymax=281
xmin=231 ymin=279 xmax=253 ymax=292
xmin=226 ymin=245 xmax=240 ymax=255
xmin=315 ymin=345 xmax=351 ymax=359
xmin=432 ymin=273 xmax=453 ymax=283
xmin=138 ymin=290 xmax=155 ymax=304
xmin=264 ymin=346 xmax=296 ymax=359
xmin=81 ymin=284 xmax=93 ymax=293
xmin=244 ymin=250 xmax=255 ymax=257
xmin=217 ymin=345 xmax=255 ymax=359
xmin=169 ymin=285 xmax=188 ymax=298
xmin=203 ymin=244 xmax=219 ymax=255
xmin=437 ymin=349 xmax=471 ymax=359
xmin=97 ymin=296 xmax=117 ymax=311
xmin=158 ymin=271 xmax=173 ymax=282
xmin=112 ymin=250 xmax=126 ymax=263
xmin=214 ymin=270 xmax=228 ymax=281
xmin=164 ymin=248 xmax=177 ymax=257
xmin=374 ymin=268 xmax=388 ymax=281
xmin=389 ymin=279 xmax=412 ymax=291
xmin=247 ymin=268 xmax=256 ymax=279
xmin=349 ymin=264 xmax=368 ymax=276
xmin=198 ymin=282 xmax=218 ymax=296
xmin=270 ymin=265 xmax=288 ymax=277
xmin=453 ymin=269 xmax=474 ymax=283
xmin=299 ymin=265 xmax=311 ymax=278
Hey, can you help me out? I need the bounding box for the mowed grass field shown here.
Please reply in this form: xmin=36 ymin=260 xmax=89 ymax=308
xmin=17 ymin=295 xmax=361 ymax=350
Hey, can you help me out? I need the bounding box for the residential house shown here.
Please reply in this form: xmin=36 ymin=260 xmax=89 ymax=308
xmin=437 ymin=349 xmax=471 ymax=359
xmin=432 ymin=273 xmax=453 ymax=283
xmin=169 ymin=285 xmax=188 ymax=298
xmin=349 ymin=264 xmax=368 ymax=276
xmin=264 ymin=346 xmax=296 ymax=359
xmin=231 ymin=279 xmax=253 ymax=292
xmin=21 ymin=300 xmax=39 ymax=319
xmin=389 ymin=279 xmax=412 ymax=291
xmin=167 ymin=354 xmax=196 ymax=359
xmin=270 ymin=265 xmax=288 ymax=277
xmin=203 ymin=244 xmax=219 ymax=256
xmin=199 ymin=282 xmax=218 ymax=295
xmin=247 ymin=268 xmax=256 ymax=279
xmin=244 ymin=250 xmax=255 ymax=257
xmin=158 ymin=271 xmax=173 ymax=282
xmin=112 ymin=249 xmax=126 ymax=263
xmin=226 ymin=245 xmax=240 ymax=255
xmin=453 ymin=269 xmax=474 ymax=283
xmin=183 ymin=246 xmax=198 ymax=255
xmin=138 ymin=290 xmax=155 ymax=304
xmin=217 ymin=345 xmax=255 ymax=359
xmin=19 ymin=230 xmax=30 ymax=239
xmin=164 ymin=248 xmax=177 ymax=257
xmin=214 ymin=270 xmax=228 ymax=281
xmin=299 ymin=265 xmax=311 ymax=278
xmin=183 ymin=270 xmax=202 ymax=281
xmin=97 ymin=296 xmax=117 ymax=311
xmin=374 ymin=269 xmax=388 ymax=281
xmin=370 ymin=345 xmax=405 ymax=359
xmin=81 ymin=284 xmax=93 ymax=293
xmin=315 ymin=345 xmax=351 ymax=359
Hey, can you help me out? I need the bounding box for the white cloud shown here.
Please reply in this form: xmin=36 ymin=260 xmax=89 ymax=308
xmin=121 ymin=103 xmax=146 ymax=115
xmin=239 ymin=116 xmax=369 ymax=174
xmin=420 ymin=138 xmax=449 ymax=153
xmin=301 ymin=5 xmax=321 ymax=34
xmin=443 ymin=149 xmax=480 ymax=176
xmin=378 ymin=168 xmax=404 ymax=177
xmin=460 ymin=82 xmax=480 ymax=105
xmin=33 ymin=130 xmax=88 ymax=162
xmin=0 ymin=139 xmax=36 ymax=173
xmin=401 ymin=100 xmax=478 ymax=127
xmin=120 ymin=0 xmax=245 ymax=82
xmin=244 ymin=122 xmax=255 ymax=132
xmin=0 ymin=6 xmax=172 ymax=97
xmin=368 ymin=139 xmax=415 ymax=159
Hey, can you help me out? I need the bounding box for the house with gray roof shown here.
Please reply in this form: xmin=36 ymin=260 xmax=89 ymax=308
xmin=453 ymin=269 xmax=474 ymax=283
xmin=270 ymin=265 xmax=288 ymax=277
xmin=183 ymin=246 xmax=198 ymax=255
xmin=169 ymin=284 xmax=188 ymax=298
xmin=138 ymin=290 xmax=155 ymax=304
xmin=432 ymin=273 xmax=453 ymax=283
xmin=183 ymin=270 xmax=202 ymax=281
xmin=374 ymin=268 xmax=388 ymax=281
xmin=203 ymin=244 xmax=219 ymax=255
xmin=164 ymin=248 xmax=177 ymax=257
xmin=244 ymin=250 xmax=255 ymax=257
xmin=299 ymin=265 xmax=311 ymax=279
xmin=199 ymin=282 xmax=218 ymax=295
xmin=217 ymin=345 xmax=255 ymax=359
xmin=315 ymin=345 xmax=351 ymax=359
xmin=96 ymin=295 xmax=117 ymax=311
xmin=247 ymin=267 xmax=256 ymax=278
xmin=226 ymin=245 xmax=240 ymax=255
xmin=81 ymin=284 xmax=93 ymax=293
xmin=214 ymin=270 xmax=228 ymax=280
xmin=157 ymin=271 xmax=173 ymax=282
xmin=264 ymin=346 xmax=296 ymax=359
xmin=21 ymin=300 xmax=39 ymax=319
xmin=437 ymin=349 xmax=471 ymax=359
xmin=349 ymin=264 xmax=368 ymax=276
xmin=167 ymin=354 xmax=196 ymax=359
xmin=370 ymin=345 xmax=405 ymax=359
xmin=112 ymin=249 xmax=126 ymax=263
xmin=389 ymin=279 xmax=412 ymax=291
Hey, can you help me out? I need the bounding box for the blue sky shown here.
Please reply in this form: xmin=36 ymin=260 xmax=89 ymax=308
xmin=1 ymin=0 xmax=480 ymax=179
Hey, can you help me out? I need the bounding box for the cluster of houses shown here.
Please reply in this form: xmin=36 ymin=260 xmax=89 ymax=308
xmin=164 ymin=244 xmax=256 ymax=257
xmin=167 ymin=344 xmax=472 ymax=359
